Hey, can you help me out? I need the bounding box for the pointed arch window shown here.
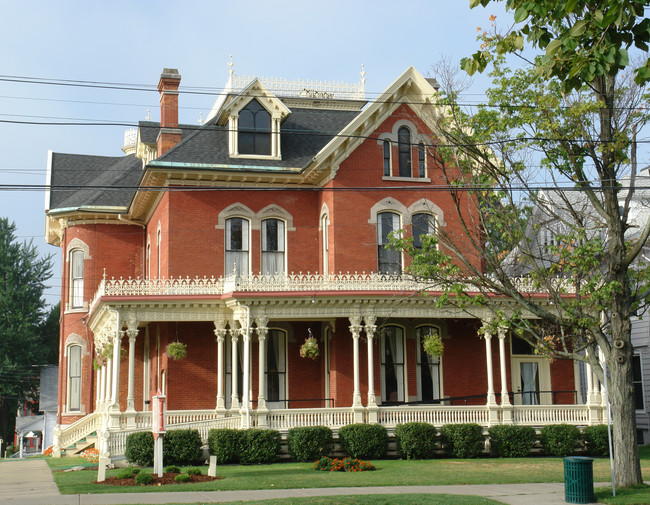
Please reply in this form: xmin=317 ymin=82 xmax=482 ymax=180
xmin=239 ymin=99 xmax=271 ymax=155
xmin=226 ymin=217 xmax=250 ymax=276
xmin=377 ymin=212 xmax=401 ymax=275
xmin=398 ymin=126 xmax=411 ymax=177
xmin=412 ymin=213 xmax=436 ymax=249
xmin=70 ymin=250 xmax=84 ymax=309
xmin=67 ymin=344 xmax=82 ymax=412
xmin=383 ymin=140 xmax=391 ymax=176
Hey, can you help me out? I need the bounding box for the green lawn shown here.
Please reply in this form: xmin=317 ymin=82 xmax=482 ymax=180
xmin=48 ymin=448 xmax=650 ymax=496
xmin=217 ymin=495 xmax=505 ymax=505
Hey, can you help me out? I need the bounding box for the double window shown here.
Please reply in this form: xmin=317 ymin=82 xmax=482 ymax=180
xmin=239 ymin=99 xmax=271 ymax=155
xmin=226 ymin=217 xmax=287 ymax=276
xmin=377 ymin=212 xmax=401 ymax=275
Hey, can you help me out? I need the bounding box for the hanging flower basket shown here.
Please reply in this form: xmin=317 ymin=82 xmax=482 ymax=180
xmin=166 ymin=341 xmax=187 ymax=360
xmin=300 ymin=335 xmax=320 ymax=360
xmin=422 ymin=330 xmax=444 ymax=358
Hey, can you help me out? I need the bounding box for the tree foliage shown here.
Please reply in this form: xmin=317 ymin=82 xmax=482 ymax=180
xmin=0 ymin=218 xmax=53 ymax=445
xmin=393 ymin=0 xmax=650 ymax=488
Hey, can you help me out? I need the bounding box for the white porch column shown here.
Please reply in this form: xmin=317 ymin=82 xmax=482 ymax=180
xmin=125 ymin=316 xmax=139 ymax=414
xmin=213 ymin=319 xmax=227 ymax=416
xmin=95 ymin=368 xmax=101 ymax=409
xmin=482 ymin=321 xmax=499 ymax=426
xmin=497 ymin=326 xmax=512 ymax=424
xmin=256 ymin=322 xmax=269 ymax=428
xmin=104 ymin=359 xmax=112 ymax=407
xmin=349 ymin=316 xmax=364 ymax=422
xmin=108 ymin=328 xmax=124 ymax=429
xmin=99 ymin=364 xmax=106 ymax=410
xmin=230 ymin=327 xmax=240 ymax=410
xmin=240 ymin=321 xmax=252 ymax=428
xmin=364 ymin=315 xmax=378 ymax=424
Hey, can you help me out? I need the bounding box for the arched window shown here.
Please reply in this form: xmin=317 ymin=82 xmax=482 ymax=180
xmin=418 ymin=143 xmax=426 ymax=178
xmin=261 ymin=218 xmax=285 ymax=275
xmin=412 ymin=213 xmax=436 ymax=249
xmin=380 ymin=326 xmax=405 ymax=403
xmin=70 ymin=249 xmax=84 ymax=309
xmin=377 ymin=212 xmax=401 ymax=275
xmin=321 ymin=213 xmax=329 ymax=275
xmin=266 ymin=329 xmax=287 ymax=408
xmin=226 ymin=217 xmax=249 ymax=276
xmin=416 ymin=326 xmax=441 ymax=402
xmin=398 ymin=126 xmax=411 ymax=177
xmin=239 ymin=99 xmax=271 ymax=155
xmin=67 ymin=344 xmax=82 ymax=411
xmin=383 ymin=140 xmax=391 ymax=176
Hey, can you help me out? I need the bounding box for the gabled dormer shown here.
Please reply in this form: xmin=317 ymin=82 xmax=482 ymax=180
xmin=216 ymin=79 xmax=291 ymax=161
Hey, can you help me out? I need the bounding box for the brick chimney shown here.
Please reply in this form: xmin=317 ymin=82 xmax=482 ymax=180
xmin=157 ymin=68 xmax=182 ymax=157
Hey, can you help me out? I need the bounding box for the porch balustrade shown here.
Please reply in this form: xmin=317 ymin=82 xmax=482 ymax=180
xmin=89 ymin=273 xmax=576 ymax=312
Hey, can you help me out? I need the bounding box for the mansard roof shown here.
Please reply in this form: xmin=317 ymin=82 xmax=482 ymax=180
xmin=154 ymin=107 xmax=360 ymax=169
xmin=48 ymin=153 xmax=142 ymax=211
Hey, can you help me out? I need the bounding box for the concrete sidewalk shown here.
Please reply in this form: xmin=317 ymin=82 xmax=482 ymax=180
xmin=0 ymin=458 xmax=604 ymax=505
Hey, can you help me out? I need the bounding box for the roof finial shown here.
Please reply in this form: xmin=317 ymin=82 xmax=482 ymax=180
xmin=228 ymin=54 xmax=234 ymax=79
xmin=198 ymin=112 xmax=203 ymax=125
xmin=360 ymin=64 xmax=366 ymax=98
xmin=145 ymin=109 xmax=151 ymax=121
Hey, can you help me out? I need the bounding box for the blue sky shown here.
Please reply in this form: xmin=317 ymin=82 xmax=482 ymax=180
xmin=0 ymin=1 xmax=511 ymax=306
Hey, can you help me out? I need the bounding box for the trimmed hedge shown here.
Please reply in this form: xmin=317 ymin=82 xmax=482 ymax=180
xmin=163 ymin=429 xmax=203 ymax=465
xmin=440 ymin=423 xmax=484 ymax=458
xmin=395 ymin=422 xmax=438 ymax=459
xmin=208 ymin=428 xmax=242 ymax=464
xmin=125 ymin=431 xmax=154 ymax=466
xmin=287 ymin=426 xmax=333 ymax=462
xmin=488 ymin=425 xmax=536 ymax=458
xmin=134 ymin=471 xmax=153 ymax=485
xmin=540 ymin=424 xmax=580 ymax=457
xmin=239 ymin=429 xmax=281 ymax=464
xmin=338 ymin=423 xmax=388 ymax=459
xmin=582 ymin=425 xmax=610 ymax=457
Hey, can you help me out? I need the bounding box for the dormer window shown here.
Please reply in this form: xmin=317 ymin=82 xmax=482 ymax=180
xmin=239 ymin=99 xmax=271 ymax=155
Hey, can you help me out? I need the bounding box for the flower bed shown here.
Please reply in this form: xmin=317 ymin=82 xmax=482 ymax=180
xmin=313 ymin=457 xmax=376 ymax=472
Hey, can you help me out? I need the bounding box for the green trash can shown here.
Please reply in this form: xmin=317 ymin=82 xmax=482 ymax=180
xmin=564 ymin=456 xmax=595 ymax=504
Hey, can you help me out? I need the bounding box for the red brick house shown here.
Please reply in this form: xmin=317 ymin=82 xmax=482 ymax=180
xmin=45 ymin=66 xmax=605 ymax=459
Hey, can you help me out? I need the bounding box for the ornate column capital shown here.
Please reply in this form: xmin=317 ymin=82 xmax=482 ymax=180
xmin=256 ymin=326 xmax=269 ymax=341
xmin=497 ymin=326 xmax=508 ymax=340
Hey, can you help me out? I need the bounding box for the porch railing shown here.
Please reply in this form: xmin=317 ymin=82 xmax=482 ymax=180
xmin=512 ymin=405 xmax=589 ymax=425
xmin=377 ymin=405 xmax=489 ymax=427
xmin=266 ymin=408 xmax=356 ymax=430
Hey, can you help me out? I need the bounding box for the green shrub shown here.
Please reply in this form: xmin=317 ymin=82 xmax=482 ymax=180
xmin=395 ymin=422 xmax=438 ymax=459
xmin=287 ymin=426 xmax=333 ymax=462
xmin=125 ymin=431 xmax=154 ymax=466
xmin=186 ymin=467 xmax=203 ymax=476
xmin=338 ymin=423 xmax=388 ymax=459
xmin=488 ymin=425 xmax=536 ymax=458
xmin=134 ymin=471 xmax=153 ymax=485
xmin=163 ymin=429 xmax=203 ymax=465
xmin=239 ymin=429 xmax=281 ymax=464
xmin=164 ymin=465 xmax=181 ymax=474
xmin=208 ymin=428 xmax=242 ymax=464
xmin=582 ymin=425 xmax=611 ymax=457
xmin=540 ymin=424 xmax=580 ymax=457
xmin=174 ymin=473 xmax=191 ymax=483
xmin=440 ymin=423 xmax=484 ymax=458
xmin=116 ymin=468 xmax=139 ymax=479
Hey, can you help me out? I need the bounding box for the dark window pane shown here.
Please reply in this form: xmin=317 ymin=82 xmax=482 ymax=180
xmin=383 ymin=141 xmax=391 ymax=176
xmin=229 ymin=218 xmax=243 ymax=251
xmin=418 ymin=144 xmax=425 ymax=177
xmin=398 ymin=127 xmax=411 ymax=177
xmin=239 ymin=99 xmax=271 ymax=155
xmin=413 ymin=213 xmax=434 ymax=248
xmin=512 ymin=336 xmax=535 ymax=355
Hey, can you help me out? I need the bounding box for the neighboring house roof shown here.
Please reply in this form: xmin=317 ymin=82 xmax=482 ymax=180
xmin=39 ymin=366 xmax=58 ymax=412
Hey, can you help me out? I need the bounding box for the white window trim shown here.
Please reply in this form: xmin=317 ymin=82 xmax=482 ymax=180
xmin=320 ymin=203 xmax=331 ymax=276
xmin=64 ymin=334 xmax=88 ymax=415
xmin=261 ymin=218 xmax=287 ymax=276
xmin=379 ymin=325 xmax=407 ymax=404
xmin=510 ymin=338 xmax=552 ymax=405
xmin=633 ymin=353 xmax=646 ymax=412
xmin=66 ymin=239 xmax=90 ymax=313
